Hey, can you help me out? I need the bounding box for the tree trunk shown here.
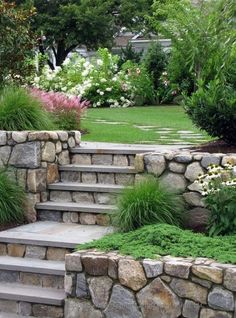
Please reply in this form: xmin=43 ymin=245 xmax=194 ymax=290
xmin=53 ymin=40 xmax=77 ymax=67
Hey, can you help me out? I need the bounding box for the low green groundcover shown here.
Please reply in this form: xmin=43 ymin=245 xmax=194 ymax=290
xmin=78 ymin=224 xmax=236 ymax=264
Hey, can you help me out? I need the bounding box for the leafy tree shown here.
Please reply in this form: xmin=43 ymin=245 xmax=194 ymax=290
xmin=151 ymin=0 xmax=236 ymax=91
xmin=142 ymin=41 xmax=167 ymax=90
xmin=0 ymin=1 xmax=35 ymax=84
xmin=16 ymin=0 xmax=153 ymax=67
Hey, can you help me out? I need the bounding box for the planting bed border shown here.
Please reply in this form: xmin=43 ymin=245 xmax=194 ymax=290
xmin=65 ymin=250 xmax=236 ymax=318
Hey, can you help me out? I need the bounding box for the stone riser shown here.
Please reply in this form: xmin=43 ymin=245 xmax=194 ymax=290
xmin=0 ymin=243 xmax=72 ymax=261
xmin=0 ymin=270 xmax=64 ymax=289
xmin=49 ymin=190 xmax=119 ymax=205
xmin=0 ymin=299 xmax=63 ymax=318
xmin=38 ymin=210 xmax=111 ymax=226
xmin=60 ymin=171 xmax=135 ymax=185
xmin=71 ymin=153 xmax=135 ymax=166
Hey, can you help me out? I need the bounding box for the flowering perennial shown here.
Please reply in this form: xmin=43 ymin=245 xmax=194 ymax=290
xmin=195 ymin=163 xmax=236 ymax=196
xmin=30 ymin=88 xmax=89 ymax=129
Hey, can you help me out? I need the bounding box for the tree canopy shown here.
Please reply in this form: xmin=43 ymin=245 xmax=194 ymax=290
xmin=0 ymin=0 xmax=35 ymax=84
xmin=15 ymin=0 xmax=153 ymax=67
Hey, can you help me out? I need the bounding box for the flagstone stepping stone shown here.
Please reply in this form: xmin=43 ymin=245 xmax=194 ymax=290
xmin=134 ymin=125 xmax=158 ymax=129
xmin=156 ymin=131 xmax=172 ymax=134
xmin=177 ymin=130 xmax=195 ymax=134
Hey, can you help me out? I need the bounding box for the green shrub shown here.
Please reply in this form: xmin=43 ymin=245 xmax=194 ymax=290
xmin=142 ymin=42 xmax=167 ymax=90
xmin=184 ymin=79 xmax=236 ymax=144
xmin=54 ymin=110 xmax=79 ymax=130
xmin=205 ymin=186 xmax=236 ymax=236
xmin=121 ymin=61 xmax=155 ymax=106
xmin=112 ymin=177 xmax=184 ymax=232
xmin=118 ymin=43 xmax=143 ymax=68
xmin=167 ymin=48 xmax=195 ymax=96
xmin=0 ymin=86 xmax=55 ymax=131
xmin=0 ymin=169 xmax=25 ymax=224
xmin=78 ymin=223 xmax=236 ymax=263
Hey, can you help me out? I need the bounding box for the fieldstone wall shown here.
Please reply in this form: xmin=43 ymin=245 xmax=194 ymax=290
xmin=65 ymin=251 xmax=236 ymax=318
xmin=0 ymin=130 xmax=81 ymax=222
xmin=135 ymin=151 xmax=236 ymax=231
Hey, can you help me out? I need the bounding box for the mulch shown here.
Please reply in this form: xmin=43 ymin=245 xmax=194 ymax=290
xmin=188 ymin=140 xmax=236 ymax=154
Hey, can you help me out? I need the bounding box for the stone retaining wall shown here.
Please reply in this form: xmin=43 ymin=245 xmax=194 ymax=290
xmin=64 ymin=251 xmax=236 ymax=318
xmin=135 ymin=151 xmax=236 ymax=231
xmin=0 ymin=130 xmax=80 ymax=222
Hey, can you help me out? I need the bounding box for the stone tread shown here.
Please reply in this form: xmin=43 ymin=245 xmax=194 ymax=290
xmin=48 ymin=182 xmax=128 ymax=193
xmin=0 ymin=256 xmax=65 ymax=275
xmin=0 ymin=313 xmax=35 ymax=318
xmin=70 ymin=146 xmax=156 ymax=155
xmin=0 ymin=282 xmax=65 ymax=305
xmin=0 ymin=221 xmax=112 ymax=248
xmin=59 ymin=164 xmax=137 ymax=173
xmin=36 ymin=201 xmax=117 ymax=213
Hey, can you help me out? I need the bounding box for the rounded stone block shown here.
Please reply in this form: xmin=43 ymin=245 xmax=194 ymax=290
xmin=208 ymin=287 xmax=234 ymax=311
xmin=185 ymin=162 xmax=205 ymax=182
xmin=201 ymin=155 xmax=221 ymax=169
xmin=104 ymin=284 xmax=142 ymax=318
xmin=118 ymin=259 xmax=147 ymax=291
xmin=144 ymin=154 xmax=166 ymax=177
xmin=9 ymin=142 xmax=41 ymax=168
xmin=42 ymin=142 xmax=56 ymax=162
xmin=183 ymin=192 xmax=205 ymax=207
xmin=88 ymin=276 xmax=113 ymax=309
xmin=170 ymin=278 xmax=208 ymax=304
xmin=137 ymin=278 xmax=182 ymax=318
xmin=192 ymin=265 xmax=223 ymax=284
xmin=160 ymin=172 xmax=187 ymax=194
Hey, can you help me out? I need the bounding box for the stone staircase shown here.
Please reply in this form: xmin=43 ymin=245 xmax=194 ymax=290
xmin=0 ymin=143 xmax=158 ymax=317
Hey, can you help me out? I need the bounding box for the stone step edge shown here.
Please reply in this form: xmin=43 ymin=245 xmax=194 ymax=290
xmin=70 ymin=147 xmax=153 ymax=155
xmin=0 ymin=255 xmax=65 ymax=276
xmin=59 ymin=164 xmax=137 ymax=174
xmin=0 ymin=313 xmax=34 ymax=318
xmin=36 ymin=201 xmax=117 ymax=213
xmin=48 ymin=182 xmax=129 ymax=193
xmin=0 ymin=282 xmax=65 ymax=306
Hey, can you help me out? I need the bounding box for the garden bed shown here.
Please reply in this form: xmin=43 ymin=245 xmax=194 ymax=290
xmin=65 ymin=236 xmax=236 ymax=317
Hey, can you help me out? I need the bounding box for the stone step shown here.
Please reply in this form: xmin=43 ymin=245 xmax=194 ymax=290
xmin=0 ymin=256 xmax=64 ymax=276
xmin=48 ymin=183 xmax=125 ymax=205
xmin=0 ymin=282 xmax=65 ymax=305
xmin=0 ymin=313 xmax=34 ymax=318
xmin=70 ymin=145 xmax=156 ymax=155
xmin=60 ymin=165 xmax=136 ymax=185
xmin=37 ymin=201 xmax=116 ymax=225
xmin=48 ymin=182 xmax=126 ymax=193
xmin=59 ymin=164 xmax=137 ymax=173
xmin=0 ymin=256 xmax=64 ymax=290
xmin=0 ymin=221 xmax=112 ymax=251
xmin=37 ymin=201 xmax=117 ymax=213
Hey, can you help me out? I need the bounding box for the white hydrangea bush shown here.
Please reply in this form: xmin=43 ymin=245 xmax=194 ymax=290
xmin=33 ymin=48 xmax=134 ymax=108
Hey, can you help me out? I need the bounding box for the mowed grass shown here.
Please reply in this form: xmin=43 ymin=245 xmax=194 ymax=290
xmin=81 ymin=105 xmax=211 ymax=144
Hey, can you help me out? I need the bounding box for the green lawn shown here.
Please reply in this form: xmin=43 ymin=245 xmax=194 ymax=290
xmin=81 ymin=105 xmax=211 ymax=144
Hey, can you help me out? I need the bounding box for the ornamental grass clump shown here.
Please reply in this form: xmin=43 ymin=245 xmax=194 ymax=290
xmin=0 ymin=86 xmax=54 ymax=131
xmin=0 ymin=169 xmax=25 ymax=224
xmin=196 ymin=163 xmax=236 ymax=236
xmin=113 ymin=177 xmax=185 ymax=232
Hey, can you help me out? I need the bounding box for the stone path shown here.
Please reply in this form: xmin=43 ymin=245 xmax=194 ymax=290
xmin=0 ymin=142 xmax=167 ymax=317
xmin=91 ymin=119 xmax=208 ymax=144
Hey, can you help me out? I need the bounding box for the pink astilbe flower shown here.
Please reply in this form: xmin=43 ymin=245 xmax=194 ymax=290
xmin=30 ymin=88 xmax=90 ymax=124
